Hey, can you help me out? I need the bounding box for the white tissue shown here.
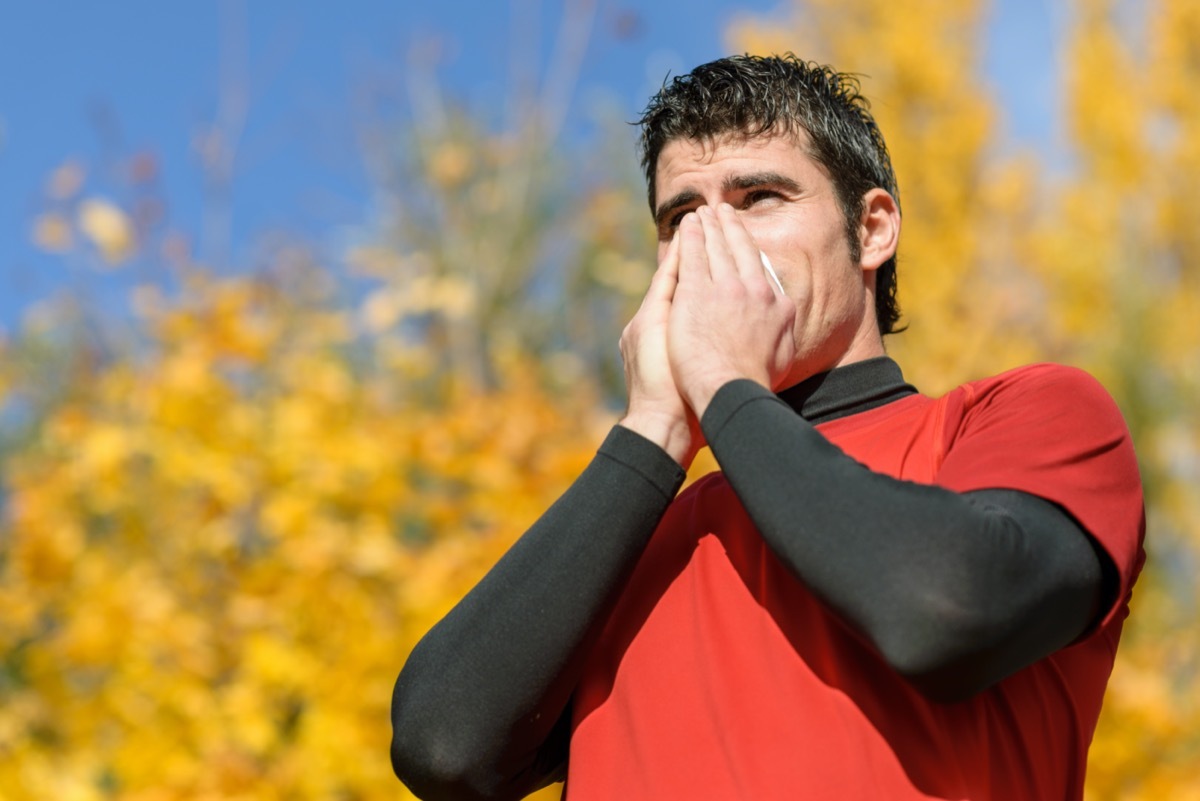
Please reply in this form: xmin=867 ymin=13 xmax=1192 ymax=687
xmin=760 ymin=251 xmax=785 ymax=295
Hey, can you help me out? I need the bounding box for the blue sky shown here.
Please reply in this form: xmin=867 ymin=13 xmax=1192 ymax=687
xmin=0 ymin=0 xmax=1063 ymax=328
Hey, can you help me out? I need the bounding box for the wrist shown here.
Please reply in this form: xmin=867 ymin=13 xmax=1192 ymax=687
xmin=618 ymin=407 xmax=696 ymax=468
xmin=683 ymin=370 xmax=762 ymax=420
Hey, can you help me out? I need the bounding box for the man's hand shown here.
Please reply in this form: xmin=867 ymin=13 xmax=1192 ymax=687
xmin=668 ymin=204 xmax=797 ymax=418
xmin=618 ymin=232 xmax=703 ymax=467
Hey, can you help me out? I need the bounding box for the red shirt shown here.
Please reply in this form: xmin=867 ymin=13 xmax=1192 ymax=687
xmin=566 ymin=364 xmax=1145 ymax=800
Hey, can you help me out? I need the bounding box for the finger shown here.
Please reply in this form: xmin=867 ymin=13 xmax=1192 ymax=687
xmin=715 ymin=203 xmax=770 ymax=288
xmin=640 ymin=230 xmax=681 ymax=311
xmin=658 ymin=225 xmax=681 ymax=281
xmin=676 ymin=210 xmax=708 ymax=284
xmin=697 ymin=204 xmax=735 ymax=282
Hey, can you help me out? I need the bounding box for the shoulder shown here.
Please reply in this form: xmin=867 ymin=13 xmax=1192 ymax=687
xmin=935 ymin=363 xmax=1143 ymax=560
xmin=955 ymin=362 xmax=1112 ymax=405
xmin=935 ymin=362 xmax=1141 ymax=503
xmin=943 ymin=363 xmax=1128 ymax=437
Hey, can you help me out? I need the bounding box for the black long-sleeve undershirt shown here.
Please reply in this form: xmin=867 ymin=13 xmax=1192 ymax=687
xmin=391 ymin=425 xmax=684 ymax=801
xmin=391 ymin=358 xmax=1115 ymax=801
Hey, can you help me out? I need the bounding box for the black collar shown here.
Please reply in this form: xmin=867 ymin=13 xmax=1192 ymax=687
xmin=776 ymin=356 xmax=918 ymax=425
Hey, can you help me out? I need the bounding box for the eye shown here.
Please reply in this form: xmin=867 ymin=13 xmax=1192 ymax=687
xmin=658 ymin=207 xmax=697 ymax=237
xmin=742 ymin=189 xmax=782 ymax=208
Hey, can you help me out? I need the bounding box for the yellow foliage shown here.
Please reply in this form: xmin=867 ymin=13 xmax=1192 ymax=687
xmin=0 ymin=273 xmax=605 ymax=799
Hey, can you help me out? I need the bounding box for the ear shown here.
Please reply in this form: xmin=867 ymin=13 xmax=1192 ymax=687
xmin=858 ymin=188 xmax=900 ymax=272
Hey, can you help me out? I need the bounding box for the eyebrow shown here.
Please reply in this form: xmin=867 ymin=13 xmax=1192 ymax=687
xmin=653 ymin=171 xmax=804 ymax=228
xmin=653 ymin=189 xmax=703 ymax=229
xmin=725 ymin=171 xmax=803 ymax=195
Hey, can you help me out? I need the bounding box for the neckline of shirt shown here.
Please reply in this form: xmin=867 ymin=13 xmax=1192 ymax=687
xmin=776 ymin=356 xmax=919 ymax=426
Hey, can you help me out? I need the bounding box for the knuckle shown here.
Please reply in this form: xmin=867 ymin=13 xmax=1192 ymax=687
xmin=722 ymin=280 xmax=749 ymax=300
xmin=754 ymin=283 xmax=777 ymax=303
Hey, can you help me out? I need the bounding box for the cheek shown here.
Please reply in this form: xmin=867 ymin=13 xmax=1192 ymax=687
xmin=738 ymin=220 xmax=791 ymax=269
xmin=739 ymin=212 xmax=784 ymax=244
xmin=743 ymin=212 xmax=852 ymax=286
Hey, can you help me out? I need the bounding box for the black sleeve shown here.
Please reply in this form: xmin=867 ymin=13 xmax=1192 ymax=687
xmin=390 ymin=425 xmax=685 ymax=801
xmin=701 ymin=380 xmax=1114 ymax=702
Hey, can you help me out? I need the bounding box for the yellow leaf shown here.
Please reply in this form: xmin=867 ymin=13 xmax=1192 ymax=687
xmin=427 ymin=142 xmax=473 ymax=189
xmin=361 ymin=287 xmax=402 ymax=333
xmin=78 ymin=197 xmax=135 ymax=265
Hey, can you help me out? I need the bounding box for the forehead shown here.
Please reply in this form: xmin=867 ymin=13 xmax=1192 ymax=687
xmin=653 ymin=130 xmax=821 ymax=204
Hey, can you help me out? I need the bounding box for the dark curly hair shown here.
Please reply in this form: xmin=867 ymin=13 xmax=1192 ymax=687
xmin=637 ymin=53 xmax=902 ymax=335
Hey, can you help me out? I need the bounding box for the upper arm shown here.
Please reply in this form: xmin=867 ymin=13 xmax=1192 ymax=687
xmin=906 ymin=365 xmax=1144 ymax=700
xmin=936 ymin=365 xmax=1145 ymax=632
xmin=903 ymin=487 xmax=1112 ymax=702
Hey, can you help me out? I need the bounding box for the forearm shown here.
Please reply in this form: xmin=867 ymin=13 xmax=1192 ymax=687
xmin=391 ymin=425 xmax=684 ymax=800
xmin=702 ymin=380 xmax=1106 ymax=701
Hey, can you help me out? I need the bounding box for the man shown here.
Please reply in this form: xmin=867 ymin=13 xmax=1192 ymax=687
xmin=390 ymin=54 xmax=1145 ymax=801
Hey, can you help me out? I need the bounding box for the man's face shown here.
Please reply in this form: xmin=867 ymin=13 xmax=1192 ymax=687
xmin=653 ymin=131 xmax=883 ymax=387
